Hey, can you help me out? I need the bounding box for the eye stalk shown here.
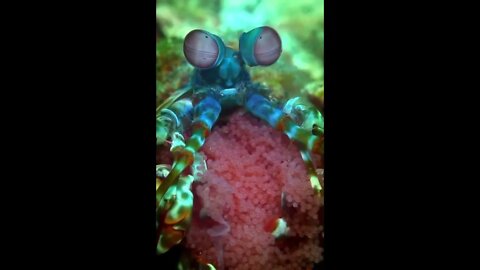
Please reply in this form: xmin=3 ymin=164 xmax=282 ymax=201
xmin=183 ymin=29 xmax=226 ymax=69
xmin=239 ymin=26 xmax=282 ymax=67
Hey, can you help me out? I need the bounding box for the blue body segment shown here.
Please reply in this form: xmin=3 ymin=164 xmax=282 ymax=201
xmin=192 ymin=96 xmax=222 ymax=130
xmin=245 ymin=93 xmax=283 ymax=127
xmin=218 ymin=48 xmax=242 ymax=87
xmin=191 ymin=50 xmax=250 ymax=89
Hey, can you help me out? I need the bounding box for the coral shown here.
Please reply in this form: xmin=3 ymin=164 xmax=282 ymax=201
xmin=156 ymin=37 xmax=192 ymax=106
xmin=185 ymin=110 xmax=323 ymax=269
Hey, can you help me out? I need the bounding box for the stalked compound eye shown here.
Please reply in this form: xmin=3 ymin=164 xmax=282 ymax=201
xmin=183 ymin=29 xmax=225 ymax=69
xmin=239 ymin=26 xmax=282 ymax=67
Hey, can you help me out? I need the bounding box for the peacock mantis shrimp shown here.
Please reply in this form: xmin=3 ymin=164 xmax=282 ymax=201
xmin=156 ymin=26 xmax=324 ymax=262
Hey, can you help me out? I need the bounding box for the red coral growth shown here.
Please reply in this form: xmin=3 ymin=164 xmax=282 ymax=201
xmin=186 ymin=110 xmax=323 ymax=270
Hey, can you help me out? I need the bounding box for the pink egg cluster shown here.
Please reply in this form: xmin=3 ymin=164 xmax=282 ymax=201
xmin=185 ymin=110 xmax=323 ymax=269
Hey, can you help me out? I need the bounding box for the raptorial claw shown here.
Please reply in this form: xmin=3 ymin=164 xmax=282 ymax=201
xmin=283 ymin=96 xmax=324 ymax=134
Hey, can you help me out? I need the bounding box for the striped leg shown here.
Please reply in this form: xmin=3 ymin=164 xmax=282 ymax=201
xmin=245 ymin=93 xmax=324 ymax=155
xmin=157 ymin=96 xmax=221 ymax=203
xmin=156 ymin=96 xmax=221 ymax=253
xmin=300 ymin=149 xmax=323 ymax=195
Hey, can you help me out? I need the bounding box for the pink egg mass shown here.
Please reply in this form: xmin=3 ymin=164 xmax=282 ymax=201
xmin=185 ymin=110 xmax=324 ymax=270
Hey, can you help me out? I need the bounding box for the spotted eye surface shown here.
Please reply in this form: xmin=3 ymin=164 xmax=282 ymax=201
xmin=183 ymin=30 xmax=224 ymax=69
xmin=239 ymin=26 xmax=282 ymax=66
xmin=254 ymin=27 xmax=282 ymax=65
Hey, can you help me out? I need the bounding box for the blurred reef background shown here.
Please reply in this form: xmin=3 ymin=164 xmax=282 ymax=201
xmin=156 ymin=0 xmax=324 ymax=113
